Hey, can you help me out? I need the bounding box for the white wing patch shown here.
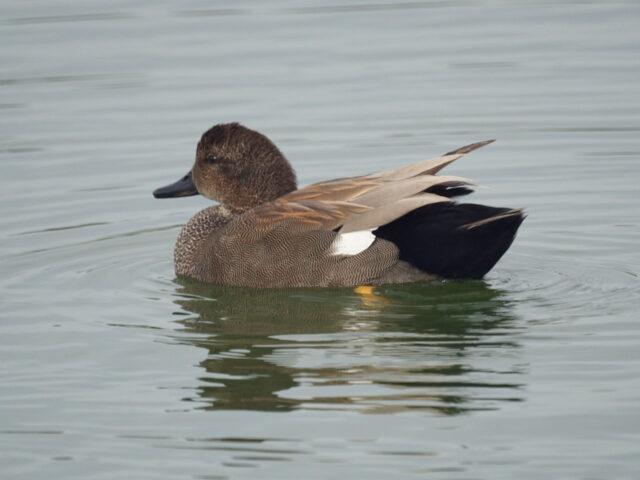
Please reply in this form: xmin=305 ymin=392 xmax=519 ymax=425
xmin=331 ymin=229 xmax=376 ymax=256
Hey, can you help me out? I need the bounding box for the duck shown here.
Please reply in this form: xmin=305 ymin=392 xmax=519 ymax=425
xmin=153 ymin=123 xmax=524 ymax=287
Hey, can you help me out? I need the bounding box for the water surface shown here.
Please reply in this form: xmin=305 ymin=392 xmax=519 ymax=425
xmin=1 ymin=1 xmax=639 ymax=478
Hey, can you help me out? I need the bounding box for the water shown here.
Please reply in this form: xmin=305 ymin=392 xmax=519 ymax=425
xmin=2 ymin=1 xmax=640 ymax=478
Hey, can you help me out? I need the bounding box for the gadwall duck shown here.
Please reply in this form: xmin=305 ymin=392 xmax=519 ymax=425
xmin=154 ymin=123 xmax=524 ymax=287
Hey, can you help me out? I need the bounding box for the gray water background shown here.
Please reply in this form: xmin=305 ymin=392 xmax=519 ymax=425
xmin=2 ymin=1 xmax=640 ymax=478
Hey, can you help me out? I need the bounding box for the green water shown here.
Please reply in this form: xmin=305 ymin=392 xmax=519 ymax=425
xmin=1 ymin=1 xmax=639 ymax=478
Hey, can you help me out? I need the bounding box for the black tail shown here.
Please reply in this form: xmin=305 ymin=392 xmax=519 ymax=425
xmin=374 ymin=203 xmax=525 ymax=279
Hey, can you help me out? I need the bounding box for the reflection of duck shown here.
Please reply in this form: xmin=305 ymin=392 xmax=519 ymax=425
xmin=172 ymin=278 xmax=523 ymax=414
xmin=154 ymin=123 xmax=524 ymax=287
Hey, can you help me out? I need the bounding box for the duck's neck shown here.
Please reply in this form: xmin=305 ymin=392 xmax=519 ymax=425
xmin=174 ymin=205 xmax=234 ymax=277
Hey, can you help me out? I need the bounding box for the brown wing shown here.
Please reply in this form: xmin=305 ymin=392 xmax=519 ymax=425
xmin=280 ymin=177 xmax=381 ymax=203
xmin=223 ymin=199 xmax=373 ymax=243
xmin=235 ymin=140 xmax=493 ymax=236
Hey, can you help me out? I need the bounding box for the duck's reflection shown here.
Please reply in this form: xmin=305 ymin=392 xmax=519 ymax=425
xmin=171 ymin=278 xmax=524 ymax=414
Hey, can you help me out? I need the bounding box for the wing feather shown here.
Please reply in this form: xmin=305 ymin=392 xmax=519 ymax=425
xmin=237 ymin=141 xmax=492 ymax=240
xmin=353 ymin=175 xmax=474 ymax=208
xmin=339 ymin=193 xmax=452 ymax=234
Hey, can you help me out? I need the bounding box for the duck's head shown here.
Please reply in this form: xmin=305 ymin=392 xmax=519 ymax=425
xmin=153 ymin=123 xmax=297 ymax=211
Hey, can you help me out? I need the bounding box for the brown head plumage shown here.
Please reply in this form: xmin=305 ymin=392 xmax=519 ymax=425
xmin=192 ymin=123 xmax=297 ymax=211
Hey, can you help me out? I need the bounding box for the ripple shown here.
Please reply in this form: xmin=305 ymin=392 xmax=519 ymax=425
xmin=0 ymin=73 xmax=141 ymax=86
xmin=176 ymin=1 xmax=469 ymax=17
xmin=3 ymin=12 xmax=133 ymax=25
xmin=14 ymin=222 xmax=110 ymax=236
xmin=492 ymin=252 xmax=640 ymax=323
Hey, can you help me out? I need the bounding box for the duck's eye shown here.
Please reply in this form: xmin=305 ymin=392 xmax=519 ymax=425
xmin=205 ymin=154 xmax=218 ymax=163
